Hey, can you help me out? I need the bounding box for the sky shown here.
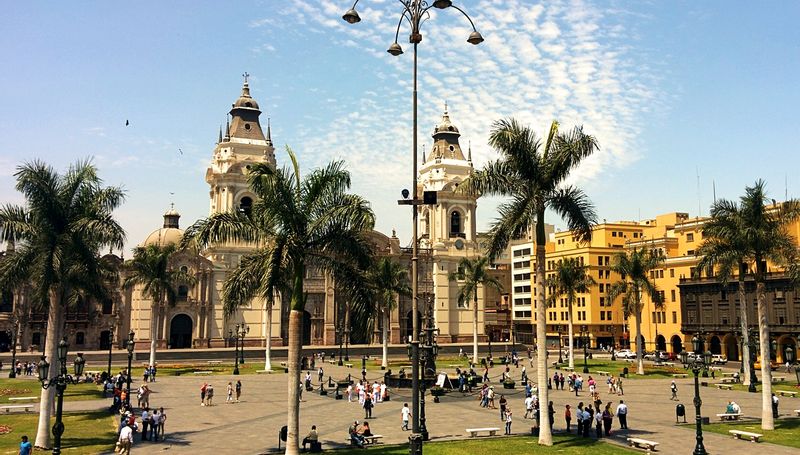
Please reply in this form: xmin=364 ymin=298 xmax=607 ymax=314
xmin=1 ymin=1 xmax=799 ymax=253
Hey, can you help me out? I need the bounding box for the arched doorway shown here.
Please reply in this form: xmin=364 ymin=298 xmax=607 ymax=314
xmin=655 ymin=335 xmax=666 ymax=351
xmin=99 ymin=330 xmax=112 ymax=350
xmin=302 ymin=311 xmax=312 ymax=346
xmin=405 ymin=311 xmax=422 ymax=342
xmin=709 ymin=336 xmax=722 ymax=355
xmin=671 ymin=335 xmax=683 ymax=354
xmin=169 ymin=314 xmax=193 ymax=349
xmin=724 ymin=335 xmax=739 ymax=361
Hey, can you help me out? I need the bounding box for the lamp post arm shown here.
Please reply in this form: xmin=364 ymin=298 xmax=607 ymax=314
xmin=450 ymin=5 xmax=479 ymax=31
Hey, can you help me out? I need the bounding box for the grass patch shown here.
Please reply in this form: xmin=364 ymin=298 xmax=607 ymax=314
xmin=0 ymin=379 xmax=103 ymax=404
xmin=723 ymin=381 xmax=800 ymax=393
xmin=549 ymin=359 xmax=684 ymax=380
xmin=335 ymin=434 xmax=634 ymax=454
xmin=0 ymin=410 xmax=116 ymax=454
xmin=699 ymin=418 xmax=800 ymax=448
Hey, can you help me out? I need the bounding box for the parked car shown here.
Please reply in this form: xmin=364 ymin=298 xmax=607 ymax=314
xmin=754 ymin=359 xmax=778 ymax=371
xmin=711 ymin=354 xmax=728 ymax=365
xmin=644 ymin=350 xmax=670 ymax=361
xmin=616 ymin=349 xmax=636 ymax=359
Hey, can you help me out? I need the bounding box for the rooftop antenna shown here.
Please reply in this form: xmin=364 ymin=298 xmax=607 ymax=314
xmin=712 ymin=179 xmax=716 ymax=204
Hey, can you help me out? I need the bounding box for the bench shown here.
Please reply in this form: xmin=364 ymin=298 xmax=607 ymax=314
xmin=595 ymin=370 xmax=610 ymax=376
xmin=466 ymin=427 xmax=500 ymax=437
xmin=192 ymin=371 xmax=213 ymax=375
xmin=207 ymin=360 xmax=223 ymax=365
xmin=729 ymin=429 xmax=762 ymax=442
xmin=720 ymin=378 xmax=736 ymax=384
xmin=8 ymin=397 xmax=38 ymax=402
xmin=672 ymin=373 xmax=688 ymax=378
xmin=362 ymin=435 xmax=383 ymax=445
xmin=708 ymin=366 xmax=722 ymax=371
xmin=280 ymin=361 xmax=287 ymax=367
xmin=771 ymin=377 xmax=786 ymax=383
xmin=716 ymin=384 xmax=733 ymax=390
xmin=716 ymin=412 xmax=741 ymax=421
xmin=563 ymin=367 xmax=575 ymax=372
xmin=345 ymin=363 xmax=353 ymax=368
xmin=721 ymin=372 xmax=735 ymax=377
xmin=627 ymin=437 xmax=659 ymax=452
xmin=794 ymin=409 xmax=800 ymax=416
xmin=777 ymin=390 xmax=797 ymax=398
xmin=1 ymin=404 xmax=35 ymax=413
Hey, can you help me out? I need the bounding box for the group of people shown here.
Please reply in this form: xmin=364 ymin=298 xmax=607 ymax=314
xmin=115 ymin=405 xmax=168 ymax=454
xmin=347 ymin=420 xmax=375 ymax=448
xmin=142 ymin=364 xmax=158 ymax=382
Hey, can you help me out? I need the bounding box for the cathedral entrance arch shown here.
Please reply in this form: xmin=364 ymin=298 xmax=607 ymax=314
xmin=671 ymin=335 xmax=683 ymax=354
xmin=169 ymin=314 xmax=193 ymax=349
xmin=709 ymin=336 xmax=722 ymax=355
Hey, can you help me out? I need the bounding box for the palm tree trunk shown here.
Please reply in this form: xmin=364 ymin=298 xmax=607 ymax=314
xmin=635 ymin=289 xmax=645 ymax=375
xmin=34 ymin=290 xmax=64 ymax=449
xmin=381 ymin=308 xmax=389 ymax=369
xmin=535 ymin=210 xmax=552 ymax=446
xmin=567 ymin=298 xmax=574 ymax=370
xmin=473 ymin=292 xmax=479 ymax=364
xmin=285 ymin=264 xmax=305 ymax=455
xmin=756 ymin=280 xmax=774 ymax=430
xmin=149 ymin=303 xmax=158 ymax=367
xmin=737 ymin=264 xmax=751 ymax=386
xmin=265 ymin=301 xmax=273 ymax=371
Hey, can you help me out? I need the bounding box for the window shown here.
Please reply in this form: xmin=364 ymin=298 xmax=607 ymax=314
xmin=75 ymin=332 xmax=85 ymax=345
xmin=607 ymin=311 xmax=612 ymax=320
xmin=686 ymin=233 xmax=694 ymax=242
xmin=612 ymin=231 xmax=617 ymax=237
xmin=599 ymin=283 xmax=604 ymax=293
xmin=32 ymin=332 xmax=41 ymax=346
xmin=178 ymin=285 xmax=189 ymax=301
xmin=0 ymin=290 xmax=13 ymax=312
xmin=598 ymin=270 xmax=603 ymax=279
xmin=600 ymin=312 xmax=606 ymax=320
xmin=102 ymin=299 xmax=113 ymax=315
xmin=598 ymin=257 xmax=603 ymax=266
xmin=239 ymin=196 xmax=253 ymax=216
xmin=671 ymin=289 xmax=676 ymax=302
xmin=450 ymin=211 xmax=462 ymax=237
xmin=600 ymin=297 xmax=605 ymax=307
xmin=670 ymin=269 xmax=675 ymax=278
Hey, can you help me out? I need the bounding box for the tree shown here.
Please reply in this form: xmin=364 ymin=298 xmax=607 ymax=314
xmin=369 ymin=257 xmax=410 ymax=369
xmin=182 ymin=147 xmax=374 ymax=454
xmin=461 ymin=119 xmax=598 ymax=445
xmin=0 ymin=160 xmax=125 ymax=449
xmin=697 ymin=180 xmax=800 ymax=430
xmin=449 ymin=256 xmax=504 ymax=363
xmin=607 ymin=248 xmax=664 ymax=375
xmin=123 ymin=243 xmax=195 ymax=367
xmin=545 ymin=258 xmax=596 ymax=369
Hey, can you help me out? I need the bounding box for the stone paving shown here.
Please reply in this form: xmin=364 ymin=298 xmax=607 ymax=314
xmin=53 ymin=358 xmax=800 ymax=454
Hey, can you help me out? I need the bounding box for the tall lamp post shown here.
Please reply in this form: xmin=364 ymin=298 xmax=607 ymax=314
xmin=337 ymin=325 xmax=344 ymax=366
xmin=230 ymin=329 xmax=239 ymax=375
xmin=581 ymin=325 xmax=589 ymax=373
xmin=37 ymin=338 xmax=85 ymax=455
xmin=5 ymin=317 xmax=17 ymax=378
xmin=106 ymin=324 xmax=115 ymax=380
xmin=417 ymin=309 xmax=439 ymax=441
xmin=237 ymin=323 xmax=249 ymax=366
xmin=610 ymin=325 xmax=617 ymax=361
xmin=556 ymin=325 xmax=564 ymax=364
xmin=125 ymin=331 xmax=135 ymax=407
xmin=679 ymin=334 xmax=712 ymax=455
xmin=748 ymin=327 xmax=758 ymax=393
xmin=343 ymin=2 xmax=483 ymax=454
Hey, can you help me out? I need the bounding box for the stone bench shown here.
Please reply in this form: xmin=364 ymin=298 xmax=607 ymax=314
xmin=595 ymin=370 xmax=610 ymax=376
xmin=777 ymin=390 xmax=797 ymax=398
xmin=729 ymin=429 xmax=762 ymax=442
xmin=721 ymin=372 xmax=735 ymax=377
xmin=716 ymin=412 xmax=741 ymax=421
xmin=362 ymin=435 xmax=383 ymax=445
xmin=8 ymin=397 xmax=38 ymax=402
xmin=562 ymin=367 xmax=575 ymax=372
xmin=466 ymin=427 xmax=500 ymax=437
xmin=192 ymin=371 xmax=213 ymax=375
xmin=716 ymin=384 xmax=733 ymax=390
xmin=1 ymin=404 xmax=35 ymax=413
xmin=720 ymin=378 xmax=736 ymax=384
xmin=771 ymin=377 xmax=786 ymax=383
xmin=627 ymin=437 xmax=659 ymax=452
xmin=345 ymin=363 xmax=353 ymax=368
xmin=207 ymin=360 xmax=223 ymax=365
xmin=672 ymin=373 xmax=688 ymax=378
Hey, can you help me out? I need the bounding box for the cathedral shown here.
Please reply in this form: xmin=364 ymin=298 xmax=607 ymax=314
xmin=0 ymin=79 xmax=510 ymax=353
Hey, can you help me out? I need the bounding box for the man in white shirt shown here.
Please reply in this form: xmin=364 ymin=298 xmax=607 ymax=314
xmin=524 ymin=396 xmax=534 ymax=419
xmin=615 ymin=400 xmax=628 ymax=429
xmin=140 ymin=408 xmax=150 ymax=441
xmin=118 ymin=424 xmax=134 ymax=455
xmin=401 ymin=403 xmax=411 ymax=431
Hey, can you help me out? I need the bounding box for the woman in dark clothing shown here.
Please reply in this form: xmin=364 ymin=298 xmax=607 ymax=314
xmin=602 ymin=403 xmax=614 ymax=436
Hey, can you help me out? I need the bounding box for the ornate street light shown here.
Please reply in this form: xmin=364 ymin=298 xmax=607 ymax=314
xmin=557 ymin=325 xmax=564 ymax=364
xmin=230 ymin=329 xmax=239 ymax=375
xmin=610 ymin=325 xmax=617 ymax=361
xmin=38 ymin=338 xmax=85 ymax=455
xmin=337 ymin=325 xmax=344 ymax=366
xmin=5 ymin=317 xmax=17 ymax=378
xmin=748 ymin=327 xmax=758 ymax=393
xmin=679 ymin=333 xmax=712 ymax=455
xmin=343 ymin=2 xmax=482 ymax=452
xmin=581 ymin=325 xmax=589 ymax=373
xmin=105 ymin=324 xmax=115 ymax=380
xmin=125 ymin=331 xmax=135 ymax=407
xmin=237 ymin=323 xmax=249 ymax=366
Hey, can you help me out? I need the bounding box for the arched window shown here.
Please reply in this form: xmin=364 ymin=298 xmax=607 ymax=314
xmin=450 ymin=211 xmax=463 ymax=238
xmin=239 ymin=196 xmax=253 ymax=216
xmin=178 ymin=285 xmax=189 ymax=301
xmin=75 ymin=332 xmax=85 ymax=345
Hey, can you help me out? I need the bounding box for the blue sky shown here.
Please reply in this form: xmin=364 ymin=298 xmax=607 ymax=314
xmin=1 ymin=1 xmax=798 ymax=252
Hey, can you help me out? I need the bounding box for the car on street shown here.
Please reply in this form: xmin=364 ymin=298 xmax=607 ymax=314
xmin=616 ymin=349 xmax=636 ymax=359
xmin=711 ymin=354 xmax=728 ymax=365
xmin=644 ymin=350 xmax=670 ymax=361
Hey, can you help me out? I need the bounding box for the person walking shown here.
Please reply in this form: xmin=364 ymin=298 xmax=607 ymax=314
xmin=487 ymin=386 xmax=496 ymax=409
xmin=524 ymin=395 xmax=534 ymax=419
xmin=226 ymin=382 xmax=234 ymax=404
xmin=564 ymin=405 xmax=572 ymax=433
xmin=401 ymin=403 xmax=411 ymax=431
xmin=576 ymin=402 xmax=584 ymax=436
xmin=18 ymin=436 xmax=32 ymax=455
xmin=772 ymin=393 xmax=779 ymax=418
xmin=118 ymin=424 xmax=134 ymax=454
xmin=615 ymin=400 xmax=628 ymax=429
xmin=363 ymin=394 xmax=373 ymax=419
xmin=499 ymin=395 xmax=507 ymax=421
xmin=200 ymin=382 xmax=207 ymax=406
xmin=602 ymin=403 xmax=614 ymax=436
xmin=140 ymin=408 xmax=150 ymax=441
xmin=150 ymin=408 xmax=161 ymax=441
xmin=157 ymin=407 xmax=167 ymax=441
xmin=670 ymin=380 xmax=678 ymax=401
xmin=318 ymin=366 xmax=324 ymax=383
xmin=504 ymin=407 xmax=513 ymax=435
xmin=235 ymin=380 xmax=242 ymax=402
xmin=594 ymin=405 xmax=603 ymax=438
xmin=205 ymin=384 xmax=215 ymax=406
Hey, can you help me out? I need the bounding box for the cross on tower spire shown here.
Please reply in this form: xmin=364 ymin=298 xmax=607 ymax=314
xmin=242 ymin=72 xmax=250 ymax=84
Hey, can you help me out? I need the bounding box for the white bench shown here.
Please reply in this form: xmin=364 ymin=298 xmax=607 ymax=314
xmin=563 ymin=367 xmax=575 ymax=372
xmin=777 ymin=390 xmax=797 ymax=398
xmin=721 ymin=372 xmax=735 ymax=377
xmin=1 ymin=404 xmax=35 ymax=413
xmin=466 ymin=427 xmax=500 ymax=437
xmin=771 ymin=377 xmax=786 ymax=383
xmin=595 ymin=370 xmax=610 ymax=376
xmin=192 ymin=371 xmax=213 ymax=375
xmin=662 ymin=362 xmax=675 ymax=367
xmin=716 ymin=412 xmax=742 ymax=421
xmin=345 ymin=363 xmax=353 ymax=368
xmin=207 ymin=360 xmax=223 ymax=365
xmin=363 ymin=434 xmax=383 ymax=445
xmin=627 ymin=437 xmax=659 ymax=452
xmin=8 ymin=396 xmax=38 ymax=402
xmin=716 ymin=384 xmax=733 ymax=390
xmin=720 ymin=378 xmax=736 ymax=384
xmin=794 ymin=409 xmax=800 ymax=416
xmin=729 ymin=429 xmax=762 ymax=442
xmin=672 ymin=373 xmax=688 ymax=378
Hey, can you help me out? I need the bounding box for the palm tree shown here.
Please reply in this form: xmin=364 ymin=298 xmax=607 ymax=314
xmin=697 ymin=181 xmax=800 ymax=430
xmin=607 ymin=248 xmax=664 ymax=375
xmin=369 ymin=257 xmax=411 ymax=369
xmin=461 ymin=119 xmax=598 ymax=445
xmin=545 ymin=258 xmax=596 ymax=369
xmin=0 ymin=160 xmax=125 ymax=449
xmin=182 ymin=147 xmax=374 ymax=455
xmin=449 ymin=256 xmax=504 ymax=362
xmin=123 ymin=243 xmax=195 ymax=367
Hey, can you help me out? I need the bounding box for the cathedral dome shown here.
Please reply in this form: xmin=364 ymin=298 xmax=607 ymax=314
xmin=433 ymin=106 xmax=459 ymax=135
xmin=232 ymin=82 xmax=260 ymax=110
xmin=140 ymin=205 xmax=183 ymax=247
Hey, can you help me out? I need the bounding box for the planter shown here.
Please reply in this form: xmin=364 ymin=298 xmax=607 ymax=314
xmin=337 ymin=381 xmax=351 ymax=389
xmin=429 ymin=388 xmax=445 ymax=397
xmin=503 ymin=382 xmax=516 ymax=389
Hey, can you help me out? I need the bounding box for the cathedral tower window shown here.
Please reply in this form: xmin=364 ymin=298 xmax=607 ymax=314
xmin=450 ymin=211 xmax=464 ymax=238
xmin=178 ymin=285 xmax=189 ymax=301
xmin=239 ymin=197 xmax=253 ymax=217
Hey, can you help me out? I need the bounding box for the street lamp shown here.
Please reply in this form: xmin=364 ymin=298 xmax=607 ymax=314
xmin=5 ymin=318 xmax=17 ymax=378
xmin=230 ymin=329 xmax=239 ymax=375
xmin=37 ymin=338 xmax=85 ymax=455
xmin=679 ymin=333 xmax=712 ymax=455
xmin=581 ymin=325 xmax=589 ymax=374
xmin=557 ymin=325 xmax=564 ymax=364
xmin=610 ymin=325 xmax=617 ymax=361
xmin=337 ymin=325 xmax=344 ymax=366
xmin=343 ymin=2 xmax=482 ymax=453
xmin=125 ymin=331 xmax=135 ymax=407
xmin=106 ymin=324 xmax=115 ymax=380
xmin=748 ymin=328 xmax=758 ymax=393
xmin=237 ymin=323 xmax=249 ymax=366
xmin=418 ymin=309 xmax=440 ymax=441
